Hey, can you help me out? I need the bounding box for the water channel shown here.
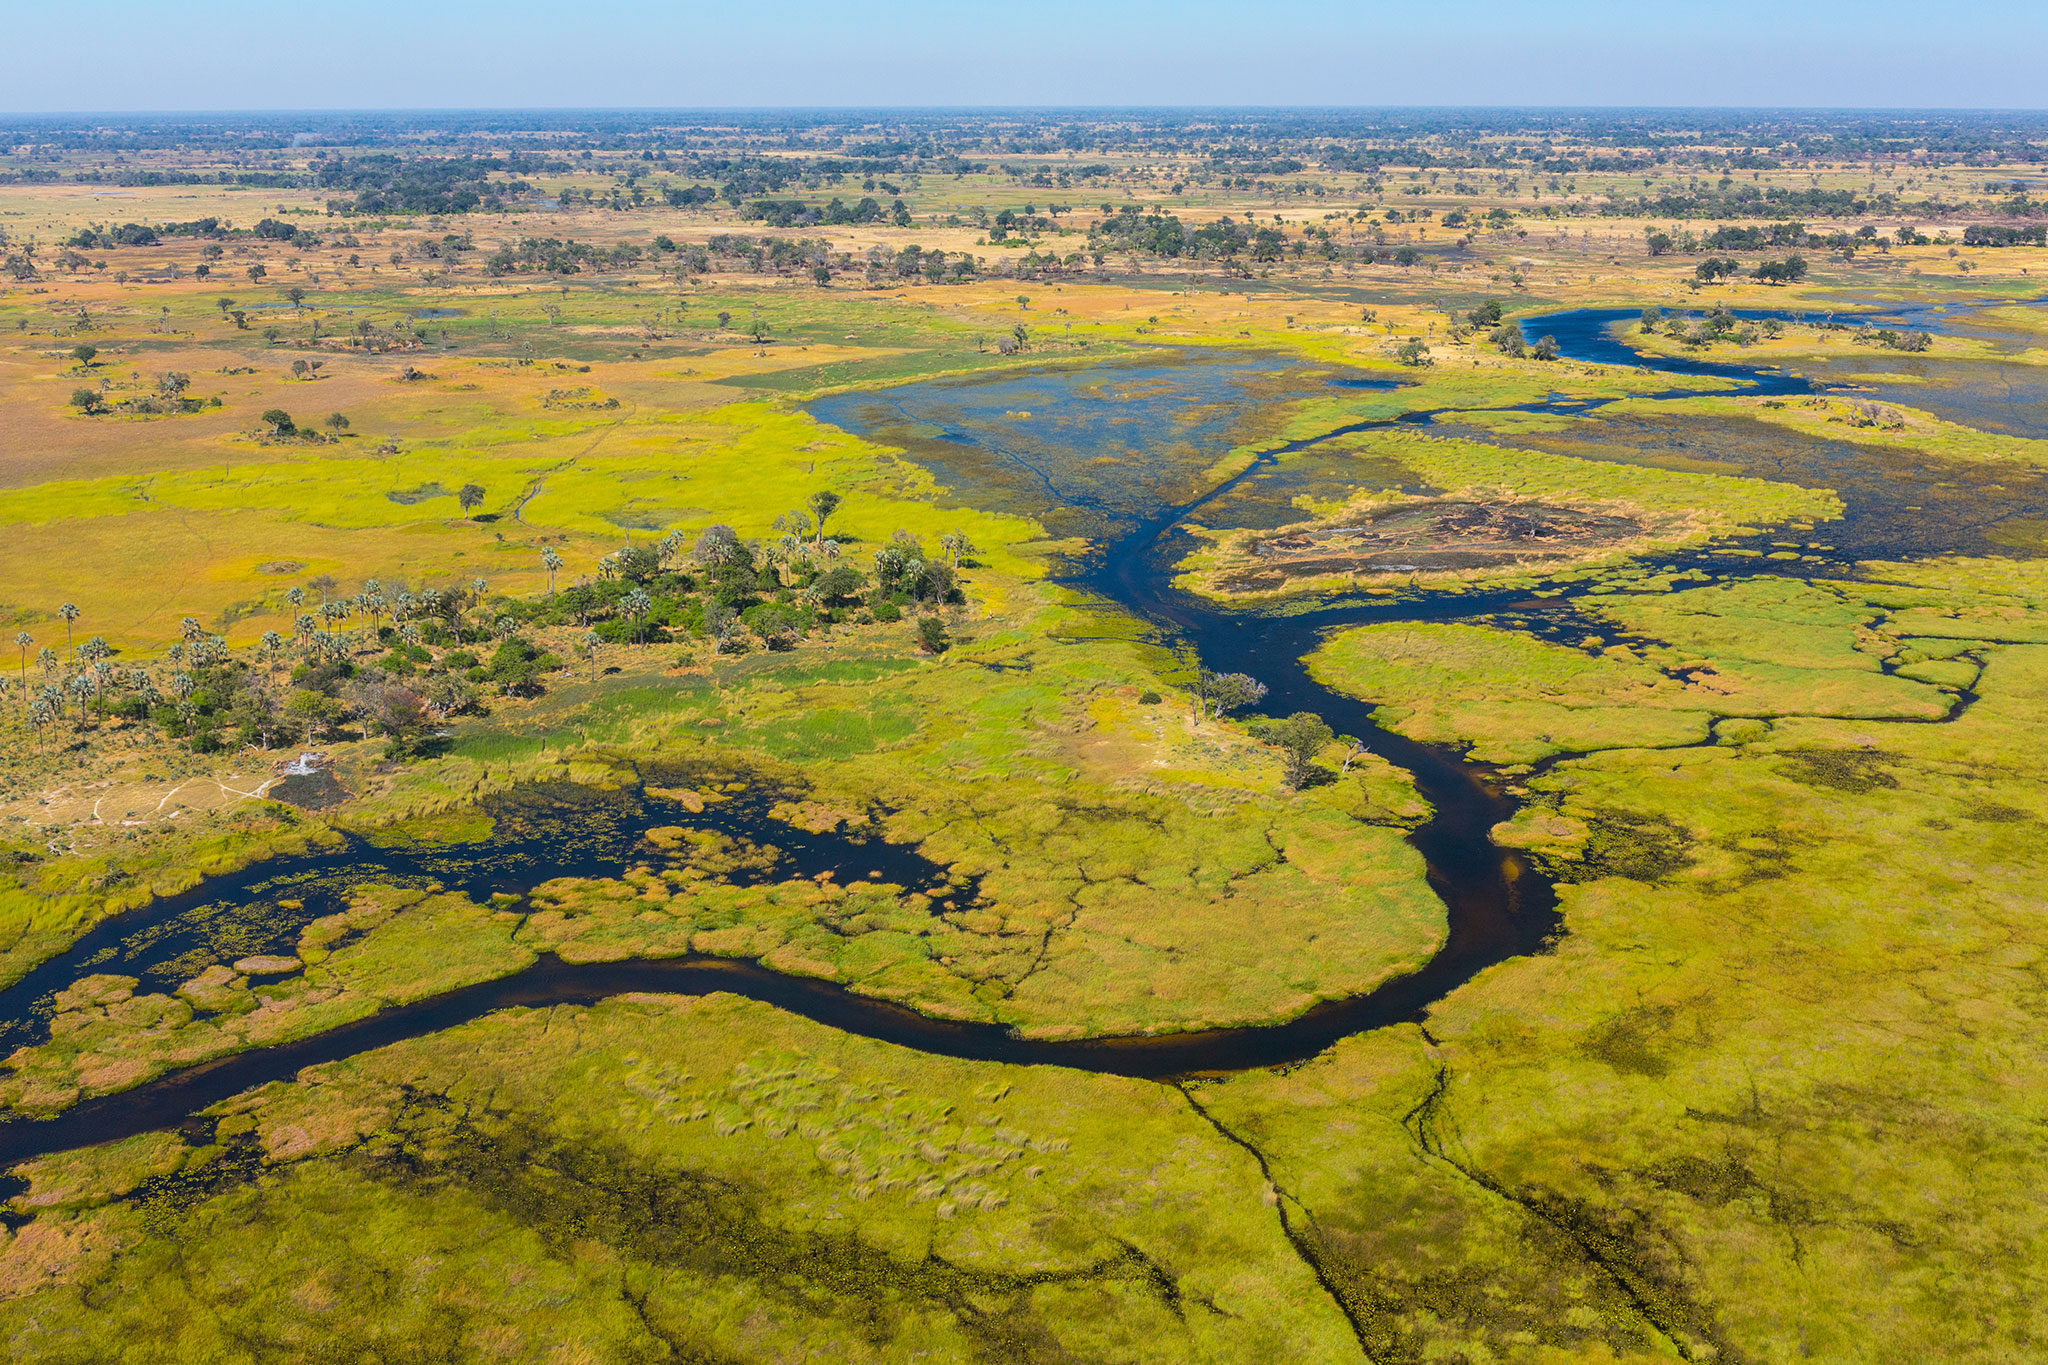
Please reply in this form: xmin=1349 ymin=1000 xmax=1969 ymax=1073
xmin=4 ymin=304 xmax=2036 ymax=1164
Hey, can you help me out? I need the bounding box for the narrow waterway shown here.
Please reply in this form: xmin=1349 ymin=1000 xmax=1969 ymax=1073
xmin=2 ymin=314 xmax=2020 ymax=1164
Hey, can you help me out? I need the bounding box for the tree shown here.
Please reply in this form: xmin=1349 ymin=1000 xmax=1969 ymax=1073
xmin=940 ymin=530 xmax=975 ymax=567
xmin=287 ymin=286 xmax=306 ymax=311
xmin=261 ymin=408 xmax=296 ymax=436
xmin=457 ymin=483 xmax=486 ymax=516
xmin=70 ymin=387 xmax=103 ymax=414
xmin=1194 ymin=668 xmax=1267 ymax=719
xmin=621 ymin=588 xmax=653 ymax=643
xmin=541 ymin=545 xmax=563 ymax=594
xmin=216 ymin=297 xmax=234 ymax=316
xmin=808 ymin=490 xmax=841 ymax=548
xmin=285 ymin=688 xmax=337 ymax=747
xmin=290 ymin=359 xmax=309 ymax=380
xmin=747 ymin=318 xmax=772 ymax=343
xmin=71 ymin=344 xmax=96 ymax=368
xmin=916 ymin=615 xmax=950 ymax=654
xmin=13 ymin=632 xmax=29 ymax=705
xmin=57 ymin=603 xmax=79 ymax=650
xmin=1396 ymin=340 xmax=1433 ymax=367
xmin=323 ymin=412 xmax=349 ymax=434
xmin=1531 ymin=334 xmax=1560 ymax=362
xmin=1249 ymin=711 xmax=1336 ymax=788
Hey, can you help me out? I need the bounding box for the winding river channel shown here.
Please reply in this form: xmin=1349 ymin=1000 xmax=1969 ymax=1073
xmin=4 ymin=301 xmax=2039 ymax=1164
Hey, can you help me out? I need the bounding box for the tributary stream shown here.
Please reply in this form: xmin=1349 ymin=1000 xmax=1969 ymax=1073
xmin=4 ymin=305 xmax=2037 ymax=1164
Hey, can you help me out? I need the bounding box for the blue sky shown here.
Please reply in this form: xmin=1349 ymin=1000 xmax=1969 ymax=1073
xmin=9 ymin=0 xmax=2046 ymax=111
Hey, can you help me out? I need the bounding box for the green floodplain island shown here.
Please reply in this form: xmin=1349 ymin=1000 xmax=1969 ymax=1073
xmin=0 ymin=108 xmax=2047 ymax=1361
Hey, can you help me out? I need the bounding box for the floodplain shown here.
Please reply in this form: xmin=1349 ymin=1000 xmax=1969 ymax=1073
xmin=2 ymin=108 xmax=2048 ymax=1361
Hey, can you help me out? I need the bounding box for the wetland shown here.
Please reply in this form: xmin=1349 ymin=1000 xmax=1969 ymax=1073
xmin=6 ymin=107 xmax=2048 ymax=1363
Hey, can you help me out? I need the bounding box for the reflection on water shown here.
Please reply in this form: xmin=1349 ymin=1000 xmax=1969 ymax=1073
xmin=0 ymin=776 xmax=956 ymax=1055
xmin=1433 ymin=410 xmax=2048 ymax=562
xmin=1789 ymin=353 xmax=2048 ymax=441
xmin=808 ymin=353 xmax=1396 ymax=542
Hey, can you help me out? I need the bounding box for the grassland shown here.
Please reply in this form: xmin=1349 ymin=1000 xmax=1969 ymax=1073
xmin=4 ymin=112 xmax=2048 ymax=1361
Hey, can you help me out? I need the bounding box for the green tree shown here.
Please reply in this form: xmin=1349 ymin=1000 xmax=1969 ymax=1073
xmin=1193 ymin=667 xmax=1267 ymax=720
xmin=541 ymin=545 xmax=563 ymax=595
xmin=457 ymin=483 xmax=486 ymax=516
xmin=261 ymin=408 xmax=295 ymax=436
xmin=1249 ymin=711 xmax=1336 ymax=788
xmin=808 ymin=489 xmax=841 ymax=548
xmin=324 ymin=411 xmax=349 ymax=434
xmin=71 ymin=344 xmax=96 ymax=368
xmin=915 ymin=615 xmax=950 ymax=654
xmin=57 ymin=603 xmax=79 ymax=650
xmin=70 ymin=387 xmax=103 ymax=414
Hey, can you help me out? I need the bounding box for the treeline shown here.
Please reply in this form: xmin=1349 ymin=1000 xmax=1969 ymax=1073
xmin=1611 ymin=186 xmax=1892 ymax=220
xmin=8 ymin=509 xmax=979 ymax=761
xmin=739 ymin=196 xmax=912 ymax=229
xmin=483 ymin=237 xmax=647 ymax=275
xmin=63 ymin=216 xmax=318 ymax=250
xmin=1089 ymin=208 xmax=1288 ymax=262
xmin=317 ymin=154 xmax=544 ymax=215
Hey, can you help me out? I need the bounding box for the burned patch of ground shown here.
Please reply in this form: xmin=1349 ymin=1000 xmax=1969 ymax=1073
xmin=1216 ymin=499 xmax=1646 ymax=592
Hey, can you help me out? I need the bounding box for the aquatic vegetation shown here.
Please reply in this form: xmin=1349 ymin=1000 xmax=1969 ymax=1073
xmin=1179 ymin=428 xmax=1840 ymax=602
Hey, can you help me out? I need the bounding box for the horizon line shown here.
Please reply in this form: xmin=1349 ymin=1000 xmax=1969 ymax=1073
xmin=7 ymin=103 xmax=2048 ymax=118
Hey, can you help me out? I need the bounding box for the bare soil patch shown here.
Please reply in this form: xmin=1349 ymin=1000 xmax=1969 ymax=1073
xmin=1215 ymin=498 xmax=1646 ymax=592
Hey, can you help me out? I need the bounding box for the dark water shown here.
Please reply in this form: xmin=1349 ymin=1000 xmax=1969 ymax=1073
xmin=0 ymin=777 xmax=959 ymax=1058
xmin=1528 ymin=304 xmax=2048 ymax=439
xmin=1 ymin=325 xmax=2024 ymax=1163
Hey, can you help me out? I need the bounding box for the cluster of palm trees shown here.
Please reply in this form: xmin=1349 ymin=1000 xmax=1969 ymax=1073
xmin=5 ymin=571 xmax=528 ymax=756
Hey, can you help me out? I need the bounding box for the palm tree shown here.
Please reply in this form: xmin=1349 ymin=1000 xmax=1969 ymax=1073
xmin=57 ymin=603 xmax=78 ymax=650
xmin=622 ymin=588 xmax=652 ymax=644
xmin=36 ymin=647 xmax=56 ymax=683
xmin=13 ymin=632 xmax=29 ymax=706
xmin=542 ymin=545 xmax=562 ymax=595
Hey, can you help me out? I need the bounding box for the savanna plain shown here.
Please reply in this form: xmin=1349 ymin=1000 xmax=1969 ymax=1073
xmin=2 ymin=108 xmax=2047 ymax=1362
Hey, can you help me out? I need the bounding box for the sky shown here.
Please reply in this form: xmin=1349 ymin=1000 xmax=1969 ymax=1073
xmin=8 ymin=0 xmax=2047 ymax=112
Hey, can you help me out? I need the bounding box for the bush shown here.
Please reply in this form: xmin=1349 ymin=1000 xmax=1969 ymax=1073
xmin=915 ymin=616 xmax=950 ymax=654
xmin=1138 ymin=690 xmax=1162 ymax=705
